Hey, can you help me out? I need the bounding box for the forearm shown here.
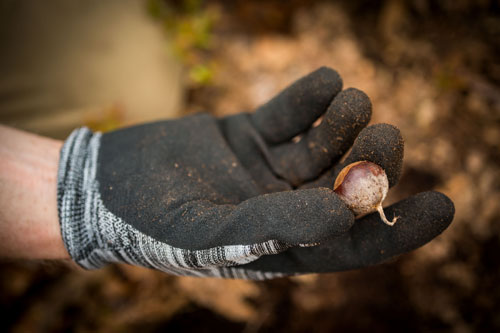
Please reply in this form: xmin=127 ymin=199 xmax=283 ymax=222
xmin=0 ymin=125 xmax=68 ymax=259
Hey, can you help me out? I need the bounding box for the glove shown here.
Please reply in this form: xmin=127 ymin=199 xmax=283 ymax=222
xmin=57 ymin=67 xmax=454 ymax=279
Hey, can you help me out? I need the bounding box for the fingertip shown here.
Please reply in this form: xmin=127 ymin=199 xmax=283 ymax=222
xmin=317 ymin=87 xmax=372 ymax=151
xmin=327 ymin=88 xmax=372 ymax=127
xmin=270 ymin=188 xmax=355 ymax=245
xmin=400 ymin=191 xmax=455 ymax=233
xmin=251 ymin=66 xmax=343 ymax=144
xmin=315 ymin=66 xmax=343 ymax=93
xmin=439 ymin=191 xmax=456 ymax=224
xmin=359 ymin=191 xmax=455 ymax=254
xmin=319 ymin=188 xmax=356 ymax=235
xmin=343 ymin=123 xmax=404 ymax=187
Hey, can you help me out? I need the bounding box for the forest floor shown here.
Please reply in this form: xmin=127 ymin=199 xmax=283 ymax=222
xmin=1 ymin=1 xmax=499 ymax=332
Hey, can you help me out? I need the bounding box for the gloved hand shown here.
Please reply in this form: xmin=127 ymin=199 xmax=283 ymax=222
xmin=57 ymin=67 xmax=454 ymax=279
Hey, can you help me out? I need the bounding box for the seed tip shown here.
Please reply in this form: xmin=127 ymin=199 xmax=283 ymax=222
xmin=376 ymin=204 xmax=399 ymax=226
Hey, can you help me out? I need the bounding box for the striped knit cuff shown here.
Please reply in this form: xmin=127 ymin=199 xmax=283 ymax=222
xmin=57 ymin=127 xmax=102 ymax=263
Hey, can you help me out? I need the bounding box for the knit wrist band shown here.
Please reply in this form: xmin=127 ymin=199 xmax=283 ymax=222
xmin=57 ymin=127 xmax=102 ymax=263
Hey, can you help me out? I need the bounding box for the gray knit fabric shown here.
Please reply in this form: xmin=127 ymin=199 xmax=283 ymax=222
xmin=57 ymin=127 xmax=287 ymax=279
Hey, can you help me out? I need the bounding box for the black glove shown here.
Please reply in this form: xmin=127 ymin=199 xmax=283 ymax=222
xmin=57 ymin=67 xmax=454 ymax=279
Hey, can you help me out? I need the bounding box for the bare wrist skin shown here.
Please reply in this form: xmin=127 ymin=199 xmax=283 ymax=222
xmin=0 ymin=125 xmax=68 ymax=259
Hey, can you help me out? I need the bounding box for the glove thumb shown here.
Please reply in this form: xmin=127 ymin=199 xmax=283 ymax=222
xmin=214 ymin=188 xmax=355 ymax=248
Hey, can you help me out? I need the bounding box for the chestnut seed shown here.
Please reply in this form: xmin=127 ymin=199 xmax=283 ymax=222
xmin=333 ymin=161 xmax=399 ymax=226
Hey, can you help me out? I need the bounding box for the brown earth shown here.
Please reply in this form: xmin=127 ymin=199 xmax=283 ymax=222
xmin=1 ymin=1 xmax=499 ymax=332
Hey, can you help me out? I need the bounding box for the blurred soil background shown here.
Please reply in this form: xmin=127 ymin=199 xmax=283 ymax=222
xmin=1 ymin=0 xmax=500 ymax=332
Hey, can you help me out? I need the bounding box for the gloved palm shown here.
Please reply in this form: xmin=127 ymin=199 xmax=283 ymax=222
xmin=58 ymin=67 xmax=454 ymax=279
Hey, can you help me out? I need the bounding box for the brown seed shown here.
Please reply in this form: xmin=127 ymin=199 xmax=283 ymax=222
xmin=334 ymin=161 xmax=399 ymax=226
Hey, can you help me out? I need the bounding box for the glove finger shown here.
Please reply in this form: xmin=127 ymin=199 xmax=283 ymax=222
xmin=301 ymin=123 xmax=404 ymax=189
xmin=250 ymin=67 xmax=342 ymax=145
xmin=165 ymin=188 xmax=354 ymax=251
xmin=270 ymin=88 xmax=372 ymax=186
xmin=237 ymin=191 xmax=454 ymax=274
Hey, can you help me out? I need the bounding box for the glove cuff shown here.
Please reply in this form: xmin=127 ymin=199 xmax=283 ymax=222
xmin=57 ymin=127 xmax=102 ymax=264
